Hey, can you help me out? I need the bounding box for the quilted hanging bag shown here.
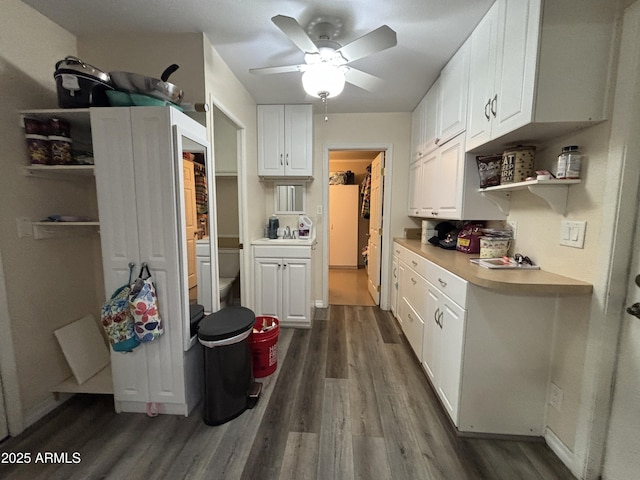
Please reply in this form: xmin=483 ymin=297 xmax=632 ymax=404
xmin=130 ymin=263 xmax=164 ymax=342
xmin=100 ymin=262 xmax=140 ymax=353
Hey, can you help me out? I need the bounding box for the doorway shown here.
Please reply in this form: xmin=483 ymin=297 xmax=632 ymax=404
xmin=328 ymin=150 xmax=383 ymax=306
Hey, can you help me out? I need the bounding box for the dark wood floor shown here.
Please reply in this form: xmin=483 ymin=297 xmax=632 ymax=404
xmin=0 ymin=306 xmax=574 ymax=479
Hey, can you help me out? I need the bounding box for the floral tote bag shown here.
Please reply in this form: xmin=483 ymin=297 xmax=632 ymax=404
xmin=129 ymin=263 xmax=164 ymax=342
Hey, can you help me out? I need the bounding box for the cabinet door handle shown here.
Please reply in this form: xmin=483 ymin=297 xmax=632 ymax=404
xmin=484 ymin=99 xmax=491 ymax=120
xmin=491 ymin=94 xmax=498 ymax=117
xmin=395 ymin=250 xmax=400 ymax=255
xmin=280 ymin=153 xmax=283 ymax=166
xmin=408 ymin=313 xmax=413 ymax=322
xmin=434 ymin=307 xmax=440 ymax=324
xmin=411 ymin=277 xmax=417 ymax=285
xmin=432 ymin=211 xmax=438 ymax=216
xmin=438 ymin=311 xmax=444 ymax=329
xmin=435 ymin=137 xmax=440 ymax=145
xmin=438 ymin=278 xmax=447 ymax=288
xmin=411 ymin=260 xmax=418 ymax=267
xmin=277 ymin=263 xmax=281 ymax=268
xmin=283 ymin=263 xmax=287 ymax=269
xmin=286 ymin=153 xmax=289 ymax=165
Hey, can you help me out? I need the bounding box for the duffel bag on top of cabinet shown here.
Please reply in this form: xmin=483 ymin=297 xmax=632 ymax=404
xmin=100 ymin=262 xmax=140 ymax=353
xmin=129 ymin=263 xmax=164 ymax=342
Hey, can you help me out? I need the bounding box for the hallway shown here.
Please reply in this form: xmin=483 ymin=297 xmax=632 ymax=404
xmin=328 ymin=268 xmax=376 ymax=306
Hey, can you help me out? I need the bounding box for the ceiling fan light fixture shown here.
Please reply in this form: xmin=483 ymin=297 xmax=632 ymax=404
xmin=301 ymin=63 xmax=346 ymax=98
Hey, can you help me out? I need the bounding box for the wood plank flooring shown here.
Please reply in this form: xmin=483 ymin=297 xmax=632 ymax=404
xmin=0 ymin=306 xmax=575 ymax=479
xmin=329 ymin=268 xmax=376 ymax=306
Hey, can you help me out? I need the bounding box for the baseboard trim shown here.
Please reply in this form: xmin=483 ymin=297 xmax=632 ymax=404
xmin=24 ymin=392 xmax=73 ymax=429
xmin=544 ymin=427 xmax=582 ymax=478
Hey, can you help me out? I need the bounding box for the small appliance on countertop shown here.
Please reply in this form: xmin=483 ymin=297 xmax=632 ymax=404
xmin=298 ymin=215 xmax=312 ymax=239
xmin=267 ymin=214 xmax=279 ymax=239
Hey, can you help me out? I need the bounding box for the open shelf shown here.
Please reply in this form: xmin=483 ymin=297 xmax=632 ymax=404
xmin=24 ymin=164 xmax=95 ymax=178
xmin=479 ymin=179 xmax=581 ymax=215
xmin=32 ymin=221 xmax=100 ymax=240
xmin=51 ymin=364 xmax=113 ymax=397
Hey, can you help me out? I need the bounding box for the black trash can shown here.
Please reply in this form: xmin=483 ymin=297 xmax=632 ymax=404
xmin=198 ymin=306 xmax=256 ymax=426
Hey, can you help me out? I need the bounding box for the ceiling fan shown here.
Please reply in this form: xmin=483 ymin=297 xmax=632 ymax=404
xmin=250 ymin=15 xmax=397 ymax=99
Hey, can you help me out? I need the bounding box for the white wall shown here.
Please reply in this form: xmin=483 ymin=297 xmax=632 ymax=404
xmin=0 ymin=0 xmax=104 ymax=429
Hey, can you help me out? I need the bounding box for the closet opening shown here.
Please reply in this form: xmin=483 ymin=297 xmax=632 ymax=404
xmin=328 ymin=150 xmax=384 ymax=306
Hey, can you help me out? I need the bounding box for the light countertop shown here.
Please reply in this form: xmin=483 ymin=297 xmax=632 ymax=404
xmin=394 ymin=238 xmax=592 ymax=295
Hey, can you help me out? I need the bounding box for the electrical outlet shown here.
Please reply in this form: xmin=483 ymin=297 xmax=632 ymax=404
xmin=507 ymin=220 xmax=517 ymax=239
xmin=548 ymin=382 xmax=563 ymax=411
xmin=316 ymin=205 xmax=323 ymax=215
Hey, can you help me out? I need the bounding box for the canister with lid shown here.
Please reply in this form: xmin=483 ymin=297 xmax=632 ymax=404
xmin=556 ymin=146 xmax=582 ymax=179
xmin=500 ymin=145 xmax=536 ymax=184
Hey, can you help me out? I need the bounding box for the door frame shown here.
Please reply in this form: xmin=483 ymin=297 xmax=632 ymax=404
xmin=322 ymin=143 xmax=394 ymax=308
xmin=572 ymin=2 xmax=640 ymax=478
xmin=207 ymin=93 xmax=249 ymax=308
xmin=0 ymin=249 xmax=24 ymax=436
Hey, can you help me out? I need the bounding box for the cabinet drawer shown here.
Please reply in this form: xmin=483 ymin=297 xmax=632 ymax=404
xmin=401 ymin=266 xmax=429 ymax=320
xmin=397 ymin=244 xmax=429 ymax=279
xmin=399 ymin=297 xmax=424 ymax=360
xmin=427 ymin=261 xmax=468 ymax=307
xmin=253 ymin=245 xmax=312 ymax=259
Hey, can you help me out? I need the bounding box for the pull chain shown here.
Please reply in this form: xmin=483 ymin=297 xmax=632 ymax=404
xmin=321 ymin=92 xmax=329 ymax=122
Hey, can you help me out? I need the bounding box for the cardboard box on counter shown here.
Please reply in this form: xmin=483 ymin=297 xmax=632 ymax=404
xmin=404 ymin=228 xmax=421 ymax=239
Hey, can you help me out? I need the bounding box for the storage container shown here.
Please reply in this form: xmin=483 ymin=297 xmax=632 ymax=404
xmin=479 ymin=236 xmax=511 ymax=258
xmin=25 ymin=134 xmax=50 ymax=164
xmin=49 ymin=136 xmax=72 ymax=165
xmin=500 ymin=146 xmax=536 ymax=184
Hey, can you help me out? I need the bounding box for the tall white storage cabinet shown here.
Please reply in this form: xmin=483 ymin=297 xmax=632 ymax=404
xmin=329 ymin=185 xmax=359 ymax=268
xmin=92 ymin=107 xmax=216 ymax=415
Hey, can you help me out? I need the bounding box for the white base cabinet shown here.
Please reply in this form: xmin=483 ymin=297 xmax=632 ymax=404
xmin=93 ymin=107 xmax=215 ymax=415
xmin=394 ymin=241 xmax=557 ymax=436
xmin=253 ymin=244 xmax=312 ymax=328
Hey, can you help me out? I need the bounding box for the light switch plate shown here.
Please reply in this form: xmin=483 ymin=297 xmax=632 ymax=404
xmin=16 ymin=217 xmax=33 ymax=238
xmin=560 ymin=220 xmax=586 ymax=248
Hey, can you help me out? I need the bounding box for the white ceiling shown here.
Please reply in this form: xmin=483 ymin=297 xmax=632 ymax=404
xmin=23 ymin=0 xmax=494 ymax=114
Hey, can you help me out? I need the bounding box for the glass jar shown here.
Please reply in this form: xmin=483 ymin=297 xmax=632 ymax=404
xmin=557 ymin=146 xmax=582 ymax=179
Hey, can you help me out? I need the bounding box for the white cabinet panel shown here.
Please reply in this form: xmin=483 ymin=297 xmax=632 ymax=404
xmin=438 ymin=42 xmax=469 ymax=145
xmin=258 ymin=104 xmax=312 ymax=177
xmin=407 ymin=159 xmax=422 ymax=217
xmin=435 ymin=297 xmax=465 ymax=424
xmin=93 ymin=107 xmax=211 ymax=415
xmin=254 ymin=257 xmax=282 ymax=319
xmin=282 ymin=259 xmax=311 ymax=324
xmin=399 ymin=297 xmax=424 ymax=360
xmin=253 ymin=245 xmax=312 ymax=328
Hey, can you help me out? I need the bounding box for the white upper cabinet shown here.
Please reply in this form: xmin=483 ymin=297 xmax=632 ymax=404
xmin=258 ymin=104 xmax=313 ymax=177
xmin=437 ymin=42 xmax=470 ymax=146
xmin=410 ymin=79 xmax=440 ymax=163
xmin=466 ymin=0 xmax=613 ymax=152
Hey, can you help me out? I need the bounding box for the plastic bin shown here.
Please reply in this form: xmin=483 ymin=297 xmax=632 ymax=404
xmin=197 ymin=306 xmax=256 ymax=426
xmin=249 ymin=316 xmax=280 ymax=378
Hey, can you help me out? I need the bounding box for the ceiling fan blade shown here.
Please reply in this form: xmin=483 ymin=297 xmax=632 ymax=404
xmin=249 ymin=64 xmax=304 ymax=75
xmin=344 ymin=67 xmax=383 ymax=91
xmin=272 ymin=15 xmax=319 ymax=54
xmin=337 ymin=25 xmax=397 ymax=63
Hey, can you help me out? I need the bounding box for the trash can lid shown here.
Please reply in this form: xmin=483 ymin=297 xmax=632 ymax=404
xmin=190 ymin=304 xmax=205 ymax=321
xmin=197 ymin=306 xmax=256 ymax=342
